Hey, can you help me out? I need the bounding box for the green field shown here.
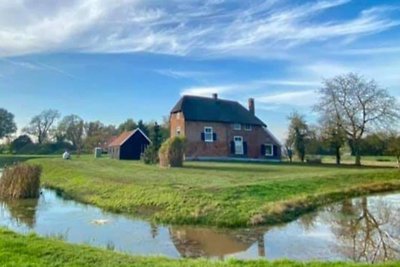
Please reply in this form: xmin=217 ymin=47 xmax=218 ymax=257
xmin=1 ymin=228 xmax=399 ymax=267
xmin=1 ymin=155 xmax=399 ymax=227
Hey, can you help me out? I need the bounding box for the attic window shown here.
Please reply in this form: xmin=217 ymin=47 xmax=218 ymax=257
xmin=244 ymin=124 xmax=252 ymax=131
xmin=176 ymin=112 xmax=181 ymax=119
xmin=233 ymin=123 xmax=241 ymax=130
xmin=204 ymin=127 xmax=213 ymax=142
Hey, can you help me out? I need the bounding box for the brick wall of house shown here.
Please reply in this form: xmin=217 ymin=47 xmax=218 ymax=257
xmin=182 ymin=120 xmax=280 ymax=159
xmin=170 ymin=112 xmax=185 ymax=138
xmin=170 ymin=111 xmax=281 ymax=159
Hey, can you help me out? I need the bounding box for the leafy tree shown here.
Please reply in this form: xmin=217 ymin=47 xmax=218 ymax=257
xmin=84 ymin=121 xmax=116 ymax=151
xmin=0 ymin=108 xmax=17 ymax=139
xmin=359 ymin=133 xmax=387 ymax=156
xmin=284 ymin=138 xmax=294 ymax=163
xmin=10 ymin=135 xmax=33 ymax=152
xmin=142 ymin=122 xmax=165 ymax=164
xmin=386 ymin=134 xmax=400 ymax=168
xmin=23 ymin=109 xmax=60 ymax=144
xmin=315 ymin=73 xmax=399 ymax=165
xmin=58 ymin=115 xmax=85 ymax=155
xmin=118 ymin=119 xmax=137 ymax=133
xmin=287 ymin=112 xmax=309 ymax=162
xmin=137 ymin=120 xmax=149 ymax=136
xmin=320 ymin=119 xmax=346 ymax=165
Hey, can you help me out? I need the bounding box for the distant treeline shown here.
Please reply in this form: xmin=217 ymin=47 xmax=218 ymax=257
xmin=0 ymin=109 xmax=169 ymax=155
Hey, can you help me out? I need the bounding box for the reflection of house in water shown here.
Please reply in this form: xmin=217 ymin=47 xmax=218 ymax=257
xmin=0 ymin=198 xmax=39 ymax=228
xmin=169 ymin=227 xmax=267 ymax=259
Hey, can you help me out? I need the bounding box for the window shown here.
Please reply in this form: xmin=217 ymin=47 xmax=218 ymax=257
xmin=176 ymin=126 xmax=181 ymax=136
xmin=244 ymin=124 xmax=252 ymax=131
xmin=233 ymin=123 xmax=241 ymax=130
xmin=204 ymin=127 xmax=213 ymax=142
xmin=176 ymin=112 xmax=180 ymax=119
xmin=265 ymin=144 xmax=274 ymax=156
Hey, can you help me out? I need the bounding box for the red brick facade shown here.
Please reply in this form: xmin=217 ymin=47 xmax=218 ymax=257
xmin=170 ymin=113 xmax=281 ymax=160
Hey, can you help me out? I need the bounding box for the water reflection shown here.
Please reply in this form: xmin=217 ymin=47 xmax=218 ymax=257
xmin=327 ymin=197 xmax=400 ymax=263
xmin=169 ymin=227 xmax=266 ymax=259
xmin=0 ymin=198 xmax=38 ymax=228
xmin=0 ymin=189 xmax=399 ymax=263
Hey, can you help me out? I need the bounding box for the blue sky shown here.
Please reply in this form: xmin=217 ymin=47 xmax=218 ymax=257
xmin=0 ymin=0 xmax=399 ymax=140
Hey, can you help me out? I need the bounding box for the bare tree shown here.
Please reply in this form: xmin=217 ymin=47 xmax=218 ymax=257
xmin=23 ymin=109 xmax=60 ymax=144
xmin=58 ymin=115 xmax=85 ymax=156
xmin=314 ymin=73 xmax=399 ymax=166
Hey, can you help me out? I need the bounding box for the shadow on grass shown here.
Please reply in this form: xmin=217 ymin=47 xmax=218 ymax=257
xmin=183 ymin=160 xmax=394 ymax=173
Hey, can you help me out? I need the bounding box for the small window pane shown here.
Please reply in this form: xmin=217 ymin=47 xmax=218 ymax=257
xmin=233 ymin=123 xmax=241 ymax=130
xmin=265 ymin=144 xmax=274 ymax=156
xmin=204 ymin=127 xmax=213 ymax=142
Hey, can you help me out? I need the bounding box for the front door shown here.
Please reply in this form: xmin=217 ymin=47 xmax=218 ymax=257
xmin=234 ymin=136 xmax=243 ymax=155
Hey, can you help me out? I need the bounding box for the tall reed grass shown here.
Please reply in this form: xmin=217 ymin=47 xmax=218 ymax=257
xmin=0 ymin=163 xmax=41 ymax=199
xmin=159 ymin=137 xmax=186 ymax=167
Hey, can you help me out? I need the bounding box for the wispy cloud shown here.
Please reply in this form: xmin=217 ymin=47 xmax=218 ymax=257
xmin=180 ymin=78 xmax=320 ymax=98
xmin=0 ymin=58 xmax=75 ymax=78
xmin=257 ymin=90 xmax=317 ymax=107
xmin=0 ymin=0 xmax=398 ymax=57
xmin=155 ymin=69 xmax=215 ymax=79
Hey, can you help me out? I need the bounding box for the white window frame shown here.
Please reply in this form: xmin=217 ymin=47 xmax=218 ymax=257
xmin=176 ymin=112 xmax=180 ymax=119
xmin=233 ymin=123 xmax=241 ymax=130
xmin=176 ymin=126 xmax=181 ymax=136
xmin=265 ymin=144 xmax=274 ymax=156
xmin=244 ymin=124 xmax=252 ymax=131
xmin=204 ymin=127 xmax=214 ymax=142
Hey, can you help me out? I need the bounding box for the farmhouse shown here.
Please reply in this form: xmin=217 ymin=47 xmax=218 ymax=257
xmin=108 ymin=128 xmax=150 ymax=160
xmin=170 ymin=94 xmax=281 ymax=160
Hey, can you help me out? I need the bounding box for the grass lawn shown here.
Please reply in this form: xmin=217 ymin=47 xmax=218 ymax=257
xmin=1 ymin=228 xmax=399 ymax=267
xmin=1 ymin=155 xmax=399 ymax=227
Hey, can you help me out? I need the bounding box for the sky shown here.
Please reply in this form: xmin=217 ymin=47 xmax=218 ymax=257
xmin=0 ymin=0 xmax=399 ymax=140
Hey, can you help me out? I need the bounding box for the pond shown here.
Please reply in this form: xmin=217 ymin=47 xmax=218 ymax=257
xmin=0 ymin=170 xmax=399 ymax=263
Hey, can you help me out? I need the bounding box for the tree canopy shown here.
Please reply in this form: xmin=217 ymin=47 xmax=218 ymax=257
xmin=0 ymin=108 xmax=17 ymax=139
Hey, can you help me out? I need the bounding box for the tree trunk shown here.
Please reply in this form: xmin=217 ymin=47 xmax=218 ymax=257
xmin=336 ymin=147 xmax=341 ymax=165
xmin=397 ymin=156 xmax=400 ymax=169
xmin=353 ymin=138 xmax=361 ymax=166
xmin=355 ymin=154 xmax=361 ymax=166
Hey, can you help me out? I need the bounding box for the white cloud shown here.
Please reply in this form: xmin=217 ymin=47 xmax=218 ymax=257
xmin=181 ymin=85 xmax=235 ymax=97
xmin=0 ymin=0 xmax=398 ymax=57
xmin=257 ymin=90 xmax=318 ymax=107
xmin=180 ymin=78 xmax=319 ymax=97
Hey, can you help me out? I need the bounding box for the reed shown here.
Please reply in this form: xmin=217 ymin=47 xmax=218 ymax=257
xmin=159 ymin=137 xmax=186 ymax=167
xmin=0 ymin=163 xmax=41 ymax=199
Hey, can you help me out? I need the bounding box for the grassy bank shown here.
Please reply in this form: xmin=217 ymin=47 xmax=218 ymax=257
xmin=0 ymin=228 xmax=398 ymax=267
xmin=2 ymin=155 xmax=399 ymax=227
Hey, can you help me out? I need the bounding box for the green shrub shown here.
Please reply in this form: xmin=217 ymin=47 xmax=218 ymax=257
xmin=141 ymin=144 xmax=159 ymax=164
xmin=159 ymin=137 xmax=186 ymax=168
xmin=0 ymin=163 xmax=42 ymax=199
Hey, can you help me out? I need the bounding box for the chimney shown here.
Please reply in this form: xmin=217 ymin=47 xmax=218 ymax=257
xmin=248 ymin=98 xmax=255 ymax=115
xmin=212 ymin=93 xmax=218 ymax=100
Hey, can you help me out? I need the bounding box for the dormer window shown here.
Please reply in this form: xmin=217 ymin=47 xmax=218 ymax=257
xmin=233 ymin=123 xmax=241 ymax=130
